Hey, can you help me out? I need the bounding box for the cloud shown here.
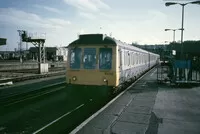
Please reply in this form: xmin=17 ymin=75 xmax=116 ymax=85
xmin=48 ymin=18 xmax=71 ymax=26
xmin=64 ymin=0 xmax=110 ymax=12
xmin=93 ymin=0 xmax=110 ymax=10
xmin=0 ymin=8 xmax=71 ymax=29
xmin=0 ymin=8 xmax=73 ymax=49
xmin=34 ymin=5 xmax=63 ymax=14
xmin=64 ymin=0 xmax=110 ymax=20
xmin=79 ymin=12 xmax=96 ymax=19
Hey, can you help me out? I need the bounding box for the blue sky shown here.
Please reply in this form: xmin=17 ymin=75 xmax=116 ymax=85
xmin=0 ymin=0 xmax=200 ymax=51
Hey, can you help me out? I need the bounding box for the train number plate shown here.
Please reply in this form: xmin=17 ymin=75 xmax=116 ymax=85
xmin=105 ymin=72 xmax=113 ymax=75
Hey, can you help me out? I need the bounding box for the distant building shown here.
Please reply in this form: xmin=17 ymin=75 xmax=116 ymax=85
xmin=29 ymin=47 xmax=68 ymax=61
xmin=0 ymin=51 xmax=16 ymax=60
xmin=56 ymin=47 xmax=68 ymax=61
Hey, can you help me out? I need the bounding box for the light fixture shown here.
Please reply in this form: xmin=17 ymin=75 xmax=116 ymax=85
xmin=72 ymin=76 xmax=77 ymax=81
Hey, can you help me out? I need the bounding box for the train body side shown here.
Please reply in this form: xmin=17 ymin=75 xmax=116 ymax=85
xmin=115 ymin=43 xmax=159 ymax=87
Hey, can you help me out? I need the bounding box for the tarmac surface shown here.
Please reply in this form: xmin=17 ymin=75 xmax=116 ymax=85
xmin=72 ymin=68 xmax=200 ymax=134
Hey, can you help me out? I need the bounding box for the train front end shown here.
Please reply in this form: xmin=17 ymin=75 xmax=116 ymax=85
xmin=66 ymin=34 xmax=118 ymax=100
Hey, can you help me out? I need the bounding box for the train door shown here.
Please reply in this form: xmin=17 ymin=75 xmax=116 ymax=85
xmin=118 ymin=48 xmax=123 ymax=84
xmin=148 ymin=52 xmax=150 ymax=69
xmin=118 ymin=48 xmax=122 ymax=71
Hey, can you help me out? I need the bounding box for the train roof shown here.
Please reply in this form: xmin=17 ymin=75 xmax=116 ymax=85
xmin=68 ymin=34 xmax=117 ymax=46
xmin=68 ymin=34 xmax=159 ymax=56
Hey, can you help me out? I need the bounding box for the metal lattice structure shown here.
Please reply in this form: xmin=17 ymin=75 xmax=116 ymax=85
xmin=18 ymin=30 xmax=48 ymax=74
xmin=20 ymin=30 xmax=46 ymax=63
xmin=32 ymin=40 xmax=46 ymax=63
xmin=157 ymin=62 xmax=170 ymax=83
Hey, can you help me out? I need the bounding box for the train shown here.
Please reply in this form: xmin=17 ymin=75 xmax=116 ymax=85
xmin=66 ymin=34 xmax=160 ymax=100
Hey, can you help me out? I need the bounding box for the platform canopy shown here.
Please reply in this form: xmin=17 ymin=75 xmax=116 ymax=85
xmin=0 ymin=38 xmax=7 ymax=46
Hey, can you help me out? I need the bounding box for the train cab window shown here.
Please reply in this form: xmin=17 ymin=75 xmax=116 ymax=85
xmin=99 ymin=48 xmax=112 ymax=70
xmin=70 ymin=48 xmax=81 ymax=69
xmin=83 ymin=48 xmax=96 ymax=69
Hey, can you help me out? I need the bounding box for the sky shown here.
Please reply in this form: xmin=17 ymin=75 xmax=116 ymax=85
xmin=0 ymin=0 xmax=200 ymax=51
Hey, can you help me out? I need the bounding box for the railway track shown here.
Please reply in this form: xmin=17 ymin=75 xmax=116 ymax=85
xmin=0 ymin=67 xmax=66 ymax=74
xmin=0 ymin=68 xmax=156 ymax=134
xmin=0 ymin=82 xmax=66 ymax=107
xmin=0 ymin=71 xmax=65 ymax=85
xmin=31 ymin=69 xmax=153 ymax=134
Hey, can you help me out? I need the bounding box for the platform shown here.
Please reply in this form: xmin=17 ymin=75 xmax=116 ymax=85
xmin=71 ymin=68 xmax=200 ymax=134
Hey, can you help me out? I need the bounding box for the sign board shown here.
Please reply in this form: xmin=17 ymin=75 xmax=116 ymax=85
xmin=172 ymin=50 xmax=176 ymax=55
xmin=0 ymin=38 xmax=7 ymax=46
xmin=174 ymin=60 xmax=191 ymax=69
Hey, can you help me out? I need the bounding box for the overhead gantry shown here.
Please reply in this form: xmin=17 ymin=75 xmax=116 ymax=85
xmin=19 ymin=30 xmax=48 ymax=74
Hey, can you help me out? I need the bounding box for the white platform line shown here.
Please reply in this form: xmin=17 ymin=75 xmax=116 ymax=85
xmin=150 ymin=69 xmax=156 ymax=76
xmin=142 ymin=82 xmax=147 ymax=87
xmin=69 ymin=67 xmax=154 ymax=134
xmin=33 ymin=104 xmax=84 ymax=134
xmin=5 ymin=86 xmax=65 ymax=107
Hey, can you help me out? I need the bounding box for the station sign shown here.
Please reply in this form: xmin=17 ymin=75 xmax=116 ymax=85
xmin=0 ymin=38 xmax=7 ymax=46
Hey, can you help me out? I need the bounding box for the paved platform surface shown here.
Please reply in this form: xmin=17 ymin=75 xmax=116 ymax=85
xmin=154 ymin=85 xmax=200 ymax=134
xmin=73 ymin=68 xmax=200 ymax=134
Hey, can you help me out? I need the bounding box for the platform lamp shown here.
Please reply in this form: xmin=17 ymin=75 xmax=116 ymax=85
xmin=164 ymin=28 xmax=182 ymax=43
xmin=165 ymin=0 xmax=200 ymax=80
xmin=165 ymin=0 xmax=200 ymax=60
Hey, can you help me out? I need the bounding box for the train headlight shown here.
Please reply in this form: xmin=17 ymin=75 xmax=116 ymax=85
xmin=72 ymin=76 xmax=77 ymax=81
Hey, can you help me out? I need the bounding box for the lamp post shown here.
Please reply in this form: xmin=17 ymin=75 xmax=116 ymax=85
xmin=17 ymin=30 xmax=23 ymax=63
xmin=165 ymin=0 xmax=200 ymax=60
xmin=165 ymin=28 xmax=182 ymax=43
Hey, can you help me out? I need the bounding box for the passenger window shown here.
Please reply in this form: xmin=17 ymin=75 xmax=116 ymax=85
xmin=70 ymin=48 xmax=81 ymax=69
xmin=83 ymin=48 xmax=96 ymax=69
xmin=99 ymin=48 xmax=112 ymax=70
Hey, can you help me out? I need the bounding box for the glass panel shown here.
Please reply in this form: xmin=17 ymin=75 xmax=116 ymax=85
xmin=70 ymin=48 xmax=81 ymax=69
xmin=99 ymin=48 xmax=112 ymax=69
xmin=83 ymin=48 xmax=96 ymax=69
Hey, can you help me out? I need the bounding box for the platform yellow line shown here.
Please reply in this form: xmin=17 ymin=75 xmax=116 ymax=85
xmin=33 ymin=104 xmax=85 ymax=134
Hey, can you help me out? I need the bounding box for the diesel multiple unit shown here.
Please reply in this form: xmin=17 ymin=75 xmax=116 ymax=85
xmin=66 ymin=34 xmax=159 ymax=98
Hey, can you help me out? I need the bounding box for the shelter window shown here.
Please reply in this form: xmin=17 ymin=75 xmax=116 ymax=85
xmin=99 ymin=48 xmax=112 ymax=70
xmin=70 ymin=48 xmax=81 ymax=69
xmin=83 ymin=48 xmax=96 ymax=69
